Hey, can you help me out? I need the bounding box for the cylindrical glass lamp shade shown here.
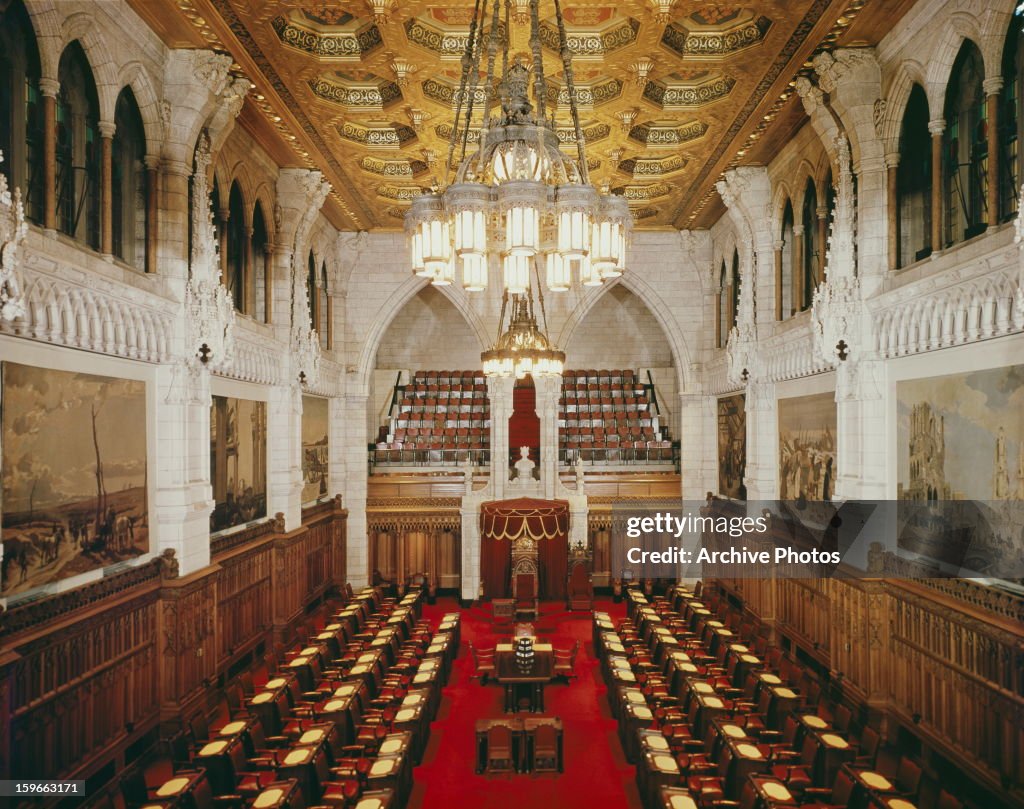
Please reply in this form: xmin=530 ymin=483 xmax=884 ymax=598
xmin=409 ymin=229 xmax=429 ymax=277
xmin=556 ymin=184 xmax=598 ymax=260
xmin=432 ymin=253 xmax=455 ymax=286
xmin=408 ymin=192 xmax=449 ymax=274
xmin=500 ymin=181 xmax=545 ymax=256
xmin=448 ymin=183 xmax=490 ymax=258
xmin=591 ymin=194 xmax=630 ymax=274
xmin=462 ymin=253 xmax=488 ymax=291
xmin=545 ymin=251 xmax=570 ymax=291
xmin=503 ymin=252 xmax=531 ymax=294
xmin=579 ymin=254 xmax=603 ymax=287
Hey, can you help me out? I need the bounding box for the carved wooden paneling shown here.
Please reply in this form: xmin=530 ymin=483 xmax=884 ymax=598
xmin=0 ymin=504 xmax=349 ymax=787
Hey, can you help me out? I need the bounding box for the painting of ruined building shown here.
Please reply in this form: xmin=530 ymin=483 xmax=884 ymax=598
xmin=896 ymin=365 xmax=1024 ymax=576
xmin=210 ymin=395 xmax=267 ymax=532
xmin=717 ymin=393 xmax=746 ymax=499
xmin=1 ymin=363 xmax=149 ymax=597
xmin=302 ymin=395 xmax=329 ymax=503
xmin=778 ymin=392 xmax=837 ymax=502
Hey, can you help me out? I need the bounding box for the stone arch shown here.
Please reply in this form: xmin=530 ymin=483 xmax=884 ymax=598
xmin=770 ymin=180 xmax=795 ymax=237
xmin=556 ymin=274 xmax=693 ymax=391
xmin=58 ymin=12 xmax=119 ymax=122
xmin=116 ymin=61 xmax=162 ymax=155
xmin=880 ymin=60 xmax=930 ymax=155
xmin=226 ymin=161 xmax=256 ymax=228
xmin=924 ymin=23 xmax=983 ymax=112
xmin=252 ymin=182 xmax=277 ymax=243
xmin=793 ymin=159 xmax=818 ymax=211
xmin=353 ymin=277 xmax=491 ymax=396
xmin=22 ymin=1 xmax=62 ymax=81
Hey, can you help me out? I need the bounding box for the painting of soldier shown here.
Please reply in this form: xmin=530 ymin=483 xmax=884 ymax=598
xmin=717 ymin=393 xmax=746 ymax=499
xmin=1 ymin=362 xmax=149 ymax=597
xmin=210 ymin=395 xmax=267 ymax=532
xmin=778 ymin=392 xmax=837 ymax=502
xmin=301 ymin=395 xmax=329 ymax=503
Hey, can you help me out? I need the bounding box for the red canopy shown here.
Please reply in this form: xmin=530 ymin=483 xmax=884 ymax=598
xmin=480 ymin=498 xmax=569 ymax=541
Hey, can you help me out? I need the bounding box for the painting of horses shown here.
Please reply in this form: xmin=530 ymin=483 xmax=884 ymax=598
xmin=1 ymin=362 xmax=148 ymax=597
xmin=302 ymin=396 xmax=329 ymax=503
xmin=210 ymin=395 xmax=267 ymax=532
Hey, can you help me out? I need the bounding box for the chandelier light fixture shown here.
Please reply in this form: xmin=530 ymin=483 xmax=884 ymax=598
xmin=404 ymin=0 xmax=631 ymax=379
xmin=404 ymin=0 xmax=631 ymax=299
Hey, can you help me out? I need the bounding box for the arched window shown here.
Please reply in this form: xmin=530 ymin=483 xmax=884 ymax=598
xmin=319 ymin=261 xmax=330 ymax=351
xmin=800 ymin=179 xmax=818 ymax=311
xmin=225 ymin=181 xmax=246 ymax=313
xmin=898 ymin=84 xmax=932 ymax=266
xmin=780 ymin=200 xmax=794 ymax=319
xmin=112 ymin=87 xmax=147 ymax=271
xmin=56 ymin=41 xmax=101 ymax=248
xmin=944 ymin=40 xmax=988 ymax=245
xmin=822 ymin=167 xmax=835 ymax=283
xmin=307 ymin=250 xmax=318 ymax=333
xmin=251 ymin=201 xmax=269 ymax=323
xmin=730 ymin=249 xmax=740 ymax=330
xmin=0 ymin=0 xmax=43 ymax=223
xmin=717 ymin=260 xmax=728 ymax=348
xmin=999 ymin=8 xmax=1024 ymax=221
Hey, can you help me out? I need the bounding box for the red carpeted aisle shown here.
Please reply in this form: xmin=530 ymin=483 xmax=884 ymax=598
xmin=411 ymin=597 xmax=641 ymax=809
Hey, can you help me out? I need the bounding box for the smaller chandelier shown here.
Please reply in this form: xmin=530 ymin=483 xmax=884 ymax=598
xmin=482 ymin=283 xmax=565 ymax=379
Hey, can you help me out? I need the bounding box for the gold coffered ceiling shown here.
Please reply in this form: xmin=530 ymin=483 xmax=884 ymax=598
xmin=135 ymin=0 xmax=906 ymax=231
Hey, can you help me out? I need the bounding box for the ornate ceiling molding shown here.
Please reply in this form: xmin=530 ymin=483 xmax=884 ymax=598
xmin=628 ymin=120 xmax=708 ymax=147
xmin=271 ymin=15 xmax=382 ymax=59
xmin=661 ymin=13 xmax=772 ymax=58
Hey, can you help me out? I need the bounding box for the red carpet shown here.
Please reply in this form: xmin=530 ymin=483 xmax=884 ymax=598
xmin=411 ymin=598 xmax=641 ymax=809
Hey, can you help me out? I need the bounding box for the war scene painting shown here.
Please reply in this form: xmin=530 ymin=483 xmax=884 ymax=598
xmin=778 ymin=392 xmax=837 ymax=502
xmin=1 ymin=363 xmax=149 ymax=596
xmin=717 ymin=393 xmax=746 ymax=499
xmin=210 ymin=395 xmax=267 ymax=532
xmin=302 ymin=395 xmax=329 ymax=503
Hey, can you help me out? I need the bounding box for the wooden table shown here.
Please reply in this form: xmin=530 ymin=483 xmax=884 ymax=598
xmin=720 ymin=733 xmax=769 ymax=798
xmin=845 ymin=764 xmax=898 ymax=809
xmin=152 ymin=771 xmax=212 ymax=809
xmin=658 ymin=787 xmax=699 ymax=809
xmin=495 ymin=647 xmax=554 ymax=713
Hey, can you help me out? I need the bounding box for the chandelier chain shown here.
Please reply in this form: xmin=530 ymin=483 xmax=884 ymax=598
xmin=445 ymin=0 xmax=484 ymax=181
xmin=529 ymin=0 xmax=547 ymax=126
xmin=553 ymin=0 xmax=588 ymax=183
xmin=459 ymin=0 xmax=489 ymax=169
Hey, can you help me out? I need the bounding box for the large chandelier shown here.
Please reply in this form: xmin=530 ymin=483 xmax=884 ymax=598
xmin=405 ymin=0 xmax=631 ymax=297
xmin=482 ymin=265 xmax=565 ymax=378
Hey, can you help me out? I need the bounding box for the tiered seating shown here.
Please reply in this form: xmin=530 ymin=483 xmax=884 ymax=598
xmin=595 ymin=584 xmax=955 ymax=809
xmin=375 ymin=370 xmax=490 ymax=466
xmin=123 ymin=585 xmax=459 ymax=809
xmin=559 ymin=370 xmax=674 ymax=464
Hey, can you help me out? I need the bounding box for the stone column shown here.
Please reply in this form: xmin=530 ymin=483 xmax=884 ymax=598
xmin=325 ymin=295 xmax=334 ymax=351
xmin=267 ymin=385 xmax=302 ymax=530
xmin=244 ymin=226 xmax=255 ymax=315
xmin=928 ymin=119 xmax=945 ymax=254
xmin=885 ymin=153 xmax=899 ymax=271
xmin=714 ymin=291 xmax=723 ymax=347
xmin=791 ymin=224 xmax=804 ymax=310
xmin=834 ymin=361 xmax=887 ymax=502
xmin=217 ymin=207 xmax=229 ymax=279
xmin=152 ymin=362 xmax=215 ymax=575
xmin=488 ymin=375 xmax=514 ymax=501
xmin=40 ymin=78 xmax=58 ymax=233
xmin=816 ymin=205 xmax=828 ymax=285
xmin=984 ymin=77 xmax=1003 ymax=229
xmin=678 ymin=391 xmax=717 ymax=500
xmin=158 ymin=160 xmax=192 ymax=283
xmin=263 ymin=242 xmax=275 ymax=324
xmin=99 ymin=120 xmax=115 ymax=258
xmin=773 ymin=240 xmax=784 ymax=320
xmin=145 ymin=155 xmax=159 ymax=273
xmin=328 ymin=394 xmax=346 ymax=498
xmin=743 ymin=380 xmax=778 ymax=502
xmin=533 ymin=374 xmax=562 ymax=498
xmin=343 ymin=392 xmax=370 ymax=586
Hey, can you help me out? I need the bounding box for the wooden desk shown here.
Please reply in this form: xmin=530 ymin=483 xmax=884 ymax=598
xmin=248 ymin=686 xmax=290 ymax=736
xmin=748 ymin=775 xmax=798 ymax=807
xmin=720 ymin=734 xmax=769 ymax=798
xmin=492 ymin=598 xmax=515 ymax=624
xmin=805 ymin=727 xmax=855 ymax=787
xmin=845 ymin=765 xmax=897 ymax=809
xmin=636 ymin=748 xmax=681 ymax=809
xmin=353 ymin=789 xmax=395 ymax=809
xmin=495 ymin=647 xmax=554 ymax=713
xmin=152 ymin=771 xmax=213 ymax=809
xmin=250 ymin=780 xmax=303 ymax=809
xmin=658 ymin=787 xmax=699 ymax=809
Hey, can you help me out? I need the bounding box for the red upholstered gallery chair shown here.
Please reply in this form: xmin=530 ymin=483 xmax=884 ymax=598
xmin=486 ymin=724 xmax=516 ymax=773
